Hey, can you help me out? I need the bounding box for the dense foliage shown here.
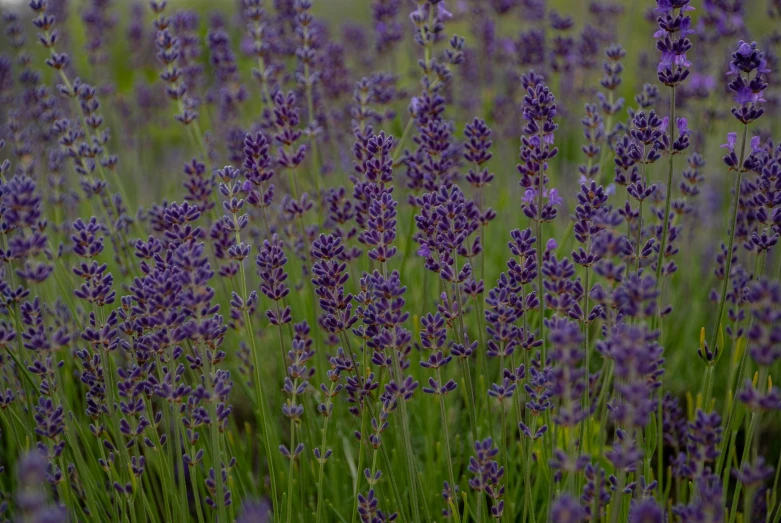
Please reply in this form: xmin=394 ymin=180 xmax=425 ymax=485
xmin=0 ymin=0 xmax=780 ymax=521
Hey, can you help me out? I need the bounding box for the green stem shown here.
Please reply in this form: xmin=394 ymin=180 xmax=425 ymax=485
xmin=716 ymin=340 xmax=751 ymax=477
xmin=636 ymin=144 xmax=647 ymax=275
xmin=728 ymin=413 xmax=759 ymax=523
xmin=189 ymin=447 xmax=207 ymax=523
xmin=436 ymin=367 xmax=458 ymax=500
xmin=654 ymin=86 xmax=676 ymax=291
xmin=392 ymin=118 xmax=415 ymax=164
xmin=303 ymin=48 xmax=323 ymax=225
xmin=285 ymin=376 xmax=299 ymax=523
xmin=391 ymin=344 xmax=421 ymax=523
xmin=235 ymin=225 xmax=280 ymax=519
xmin=535 ymin=145 xmax=546 ymax=362
xmin=315 ymin=386 xmax=334 ymax=523
xmin=452 ymin=252 xmax=479 ymax=443
xmin=500 ymin=398 xmax=509 ymax=517
xmin=708 ymin=124 xmax=749 ymax=355
xmin=172 ymin=403 xmax=188 ymax=520
xmin=473 ymin=294 xmax=489 ymax=419
xmin=350 ymin=406 xmax=368 ymax=523
xmin=205 ymin=352 xmax=228 ymax=523
xmin=610 ymin=471 xmax=626 ymax=523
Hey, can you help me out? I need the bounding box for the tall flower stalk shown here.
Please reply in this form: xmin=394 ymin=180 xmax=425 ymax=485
xmin=709 ymin=40 xmax=770 ymax=351
xmin=653 ymin=0 xmax=693 ymax=297
xmin=518 ymin=74 xmax=559 ymax=360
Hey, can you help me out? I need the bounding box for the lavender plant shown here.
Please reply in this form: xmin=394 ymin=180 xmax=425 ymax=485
xmin=0 ymin=0 xmax=779 ymax=522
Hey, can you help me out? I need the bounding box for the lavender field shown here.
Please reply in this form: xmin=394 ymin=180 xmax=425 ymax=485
xmin=0 ymin=0 xmax=780 ymax=521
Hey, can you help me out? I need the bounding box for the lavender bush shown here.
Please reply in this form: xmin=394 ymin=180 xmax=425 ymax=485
xmin=0 ymin=0 xmax=780 ymax=521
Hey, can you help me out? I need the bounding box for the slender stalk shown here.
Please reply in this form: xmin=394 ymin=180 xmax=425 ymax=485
xmin=436 ymin=367 xmax=457 ymax=489
xmin=477 ymin=486 xmax=485 ymax=523
xmin=768 ymin=446 xmax=781 ymax=523
xmin=350 ymin=405 xmax=368 ymax=523
xmin=473 ymin=294 xmax=489 ymax=416
xmin=721 ymin=432 xmax=737 ymax=500
xmin=655 ymin=87 xmax=676 ymax=291
xmin=597 ymin=90 xmax=615 ymax=184
xmin=436 ymin=366 xmax=461 ymax=521
xmin=716 ymin=338 xmax=751 ymax=477
xmin=303 ymin=44 xmax=322 ymax=224
xmin=708 ymin=124 xmax=749 ymax=355
xmin=172 ymin=402 xmax=188 ymax=520
xmin=189 ymin=444 xmax=207 ymax=523
xmin=392 ymin=118 xmax=415 ymax=164
xmin=704 ymin=366 xmax=716 ymax=410
xmin=206 ymin=361 xmax=228 ymax=523
xmin=728 ymin=412 xmax=759 ymax=523
xmin=535 ymin=146 xmax=546 ymax=362
xmin=285 ymin=374 xmax=299 ymax=523
xmin=252 ymin=22 xmax=272 ymax=107
xmin=580 ymin=250 xmax=592 ymax=460
xmin=235 ymin=223 xmax=280 ymax=520
xmin=500 ymin=397 xmax=509 ymax=517
xmin=391 ymin=344 xmax=421 ymax=522
xmin=656 ymin=386 xmax=664 ymax=497
xmin=610 ymin=471 xmax=627 ymax=523
xmin=452 ymin=252 xmax=479 ymax=443
xmin=314 ymin=383 xmax=335 ymax=523
xmin=636 ymin=144 xmax=647 ymax=275
xmin=521 ymin=428 xmax=537 ymax=523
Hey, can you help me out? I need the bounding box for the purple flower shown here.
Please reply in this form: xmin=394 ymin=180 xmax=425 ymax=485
xmin=720 ymin=132 xmax=737 ymax=152
xmin=727 ymin=41 xmax=770 ymax=123
xmin=673 ymin=473 xmax=724 ymax=521
xmin=237 ymin=499 xmax=272 ymax=523
xmin=655 ymin=0 xmax=693 ymax=86
xmin=357 ymin=489 xmax=397 ymax=522
xmin=14 ymin=451 xmax=67 ymax=522
xmin=548 ymin=188 xmax=564 ymax=206
xmin=410 ymin=96 xmax=421 ymax=114
xmin=437 ymin=2 xmax=453 ymax=20
xmin=657 ymin=50 xmax=691 ymax=74
xmin=550 ymin=493 xmax=585 ymax=522
xmin=733 ymin=457 xmax=774 ymax=487
xmin=689 ymin=72 xmax=716 ymax=94
xmin=311 ymin=234 xmax=356 ymax=335
xmin=629 ymin=498 xmax=664 ymax=522
xmin=750 ymin=136 xmax=762 ymax=153
xmin=677 ymin=117 xmax=690 ymax=137
xmin=467 ymin=438 xmax=505 ymax=517
xmin=734 ymin=86 xmax=764 ymax=105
